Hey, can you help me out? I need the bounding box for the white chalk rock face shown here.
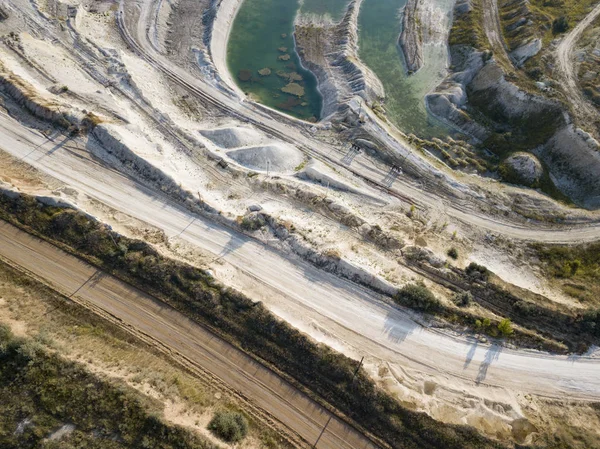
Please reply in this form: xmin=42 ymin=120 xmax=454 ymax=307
xmin=503 ymin=152 xmax=543 ymax=186
xmin=510 ymin=38 xmax=542 ymax=67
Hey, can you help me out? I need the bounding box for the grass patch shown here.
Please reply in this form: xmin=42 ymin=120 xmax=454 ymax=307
xmin=449 ymin=0 xmax=488 ymax=49
xmin=532 ymin=242 xmax=600 ymax=304
xmin=0 ymin=325 xmax=217 ymax=449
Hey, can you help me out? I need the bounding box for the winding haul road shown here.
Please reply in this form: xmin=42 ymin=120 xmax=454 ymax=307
xmin=0 ymin=0 xmax=600 ymax=439
xmin=1 ymin=110 xmax=599 ymax=402
xmin=556 ymin=1 xmax=600 ymax=119
xmin=115 ymin=0 xmax=600 ymax=244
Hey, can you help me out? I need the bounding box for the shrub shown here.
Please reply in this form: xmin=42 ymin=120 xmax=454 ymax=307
xmin=208 ymin=411 xmax=248 ymax=443
xmin=466 ymin=262 xmax=489 ymax=282
xmin=395 ymin=283 xmax=442 ymax=313
xmin=497 ymin=318 xmax=514 ymax=337
xmin=447 ymin=247 xmax=458 ymax=260
xmin=240 ymin=214 xmax=264 ymax=232
xmin=453 ymin=291 xmax=473 ymax=307
xmin=552 ymin=16 xmax=569 ymax=34
xmin=583 ymin=310 xmax=600 ymax=337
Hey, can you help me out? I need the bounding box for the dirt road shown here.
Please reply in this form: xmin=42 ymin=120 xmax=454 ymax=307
xmin=556 ymin=2 xmax=600 ymax=119
xmin=1 ymin=111 xmax=600 ymax=402
xmin=0 ymin=219 xmax=379 ymax=449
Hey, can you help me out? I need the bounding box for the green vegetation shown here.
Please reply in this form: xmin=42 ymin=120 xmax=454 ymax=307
xmin=0 ymin=191 xmax=508 ymax=449
xmin=239 ymin=214 xmax=265 ymax=231
xmin=447 ymin=247 xmax=459 ymax=260
xmin=497 ymin=318 xmax=514 ymax=337
xmin=466 ymin=262 xmax=490 ymax=282
xmin=552 ymin=15 xmax=570 ymax=34
xmin=449 ymin=0 xmax=487 ymax=49
xmin=453 ymin=291 xmax=473 ymax=307
xmin=395 ymin=283 xmax=442 ymax=313
xmin=0 ymin=324 xmax=217 ymax=449
xmin=533 ymin=242 xmax=600 ymax=303
xmin=208 ymin=411 xmax=248 ymax=443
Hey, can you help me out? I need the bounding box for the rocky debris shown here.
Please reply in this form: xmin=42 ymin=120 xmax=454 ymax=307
xmin=355 ymin=138 xmax=378 ymax=150
xmin=454 ymin=0 xmax=472 ymax=14
xmin=510 ymin=38 xmax=541 ymax=67
xmin=199 ymin=127 xmax=266 ymax=149
xmin=399 ymin=0 xmax=424 ymax=73
xmin=500 ymin=152 xmax=543 ymax=186
xmin=402 ymin=245 xmax=445 ymax=267
xmin=281 ymin=82 xmax=304 ymax=97
xmin=258 ymin=67 xmax=271 ymax=76
xmin=248 ymin=204 xmax=262 ymax=212
xmin=226 ymin=143 xmax=305 ymax=174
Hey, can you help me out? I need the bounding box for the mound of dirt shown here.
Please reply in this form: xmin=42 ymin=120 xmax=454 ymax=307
xmin=199 ymin=127 xmax=266 ymax=149
xmin=501 ymin=152 xmax=543 ymax=186
xmin=226 ymin=143 xmax=305 ymax=173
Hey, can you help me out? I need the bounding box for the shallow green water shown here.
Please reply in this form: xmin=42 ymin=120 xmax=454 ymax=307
xmin=300 ymin=0 xmax=349 ymax=22
xmin=358 ymin=0 xmax=452 ymax=138
xmin=227 ymin=0 xmax=323 ymax=121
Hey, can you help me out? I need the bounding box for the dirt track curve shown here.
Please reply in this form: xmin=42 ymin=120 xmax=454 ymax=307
xmin=556 ymin=1 xmax=600 ymax=119
xmin=0 ymin=219 xmax=379 ymax=449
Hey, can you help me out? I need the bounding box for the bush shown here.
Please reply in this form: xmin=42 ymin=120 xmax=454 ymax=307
xmin=395 ymin=283 xmax=442 ymax=313
xmin=208 ymin=411 xmax=248 ymax=443
xmin=447 ymin=247 xmax=458 ymax=260
xmin=552 ymin=16 xmax=569 ymax=34
xmin=583 ymin=310 xmax=600 ymax=337
xmin=453 ymin=291 xmax=473 ymax=307
xmin=497 ymin=318 xmax=514 ymax=337
xmin=466 ymin=262 xmax=489 ymax=282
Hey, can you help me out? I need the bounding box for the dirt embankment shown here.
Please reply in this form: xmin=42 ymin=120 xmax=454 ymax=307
xmin=399 ymin=0 xmax=424 ymax=73
xmin=294 ymin=0 xmax=384 ymax=119
xmin=426 ymin=0 xmax=600 ymax=208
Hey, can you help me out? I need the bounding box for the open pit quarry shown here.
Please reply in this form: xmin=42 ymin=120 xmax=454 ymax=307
xmin=1 ymin=0 xmax=600 ymax=447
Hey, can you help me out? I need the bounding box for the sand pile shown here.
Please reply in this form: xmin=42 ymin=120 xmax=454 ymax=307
xmin=199 ymin=127 xmax=266 ymax=149
xmin=226 ymin=143 xmax=304 ymax=173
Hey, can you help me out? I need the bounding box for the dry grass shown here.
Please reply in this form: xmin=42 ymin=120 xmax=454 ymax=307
xmin=0 ymin=261 xmax=291 ymax=449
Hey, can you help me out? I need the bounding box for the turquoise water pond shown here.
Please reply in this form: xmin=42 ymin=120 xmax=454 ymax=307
xmin=227 ymin=0 xmax=452 ymax=137
xmin=226 ymin=0 xmax=323 ymax=121
xmin=358 ymin=0 xmax=452 ymax=138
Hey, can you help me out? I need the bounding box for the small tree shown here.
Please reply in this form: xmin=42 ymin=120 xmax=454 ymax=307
xmin=394 ymin=283 xmax=442 ymax=313
xmin=466 ymin=262 xmax=489 ymax=282
xmin=208 ymin=410 xmax=249 ymax=443
xmin=453 ymin=291 xmax=473 ymax=307
xmin=447 ymin=247 xmax=459 ymax=260
xmin=498 ymin=318 xmax=514 ymax=337
xmin=552 ymin=16 xmax=569 ymax=34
